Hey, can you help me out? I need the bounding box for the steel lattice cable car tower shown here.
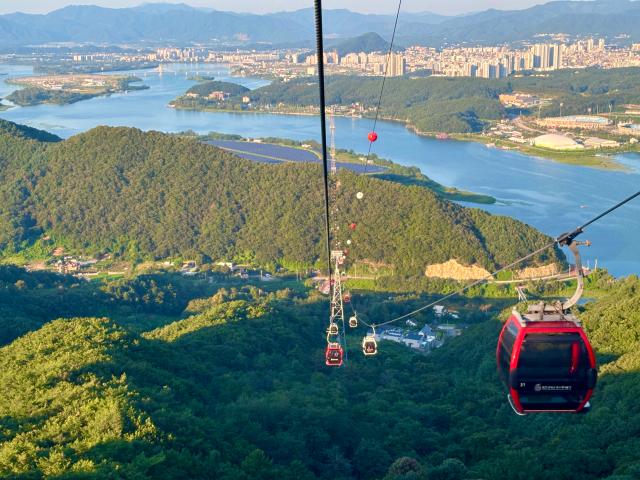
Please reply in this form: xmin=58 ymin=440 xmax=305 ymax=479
xmin=329 ymin=113 xmax=337 ymax=175
xmin=330 ymin=250 xmax=345 ymax=327
xmin=327 ymin=113 xmax=348 ymax=360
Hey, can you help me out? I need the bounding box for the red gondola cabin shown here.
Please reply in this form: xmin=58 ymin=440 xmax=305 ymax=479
xmin=497 ymin=309 xmax=597 ymax=414
xmin=325 ymin=342 xmax=344 ymax=367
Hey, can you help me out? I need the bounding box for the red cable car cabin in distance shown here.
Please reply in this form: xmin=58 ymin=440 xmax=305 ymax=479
xmin=497 ymin=309 xmax=597 ymax=414
xmin=325 ymin=342 xmax=344 ymax=367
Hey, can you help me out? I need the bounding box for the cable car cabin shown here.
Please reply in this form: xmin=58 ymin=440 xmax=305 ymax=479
xmin=343 ymin=293 xmax=351 ymax=303
xmin=362 ymin=336 xmax=378 ymax=356
xmin=327 ymin=322 xmax=339 ymax=336
xmin=349 ymin=316 xmax=358 ymax=328
xmin=497 ymin=309 xmax=597 ymax=414
xmin=326 ymin=342 xmax=344 ymax=367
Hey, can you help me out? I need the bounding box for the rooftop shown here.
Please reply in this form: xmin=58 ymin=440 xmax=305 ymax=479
xmin=533 ymin=133 xmax=583 ymax=150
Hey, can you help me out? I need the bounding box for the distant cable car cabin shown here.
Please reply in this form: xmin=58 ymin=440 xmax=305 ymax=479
xmin=343 ymin=292 xmax=351 ymax=303
xmin=327 ymin=322 xmax=339 ymax=336
xmin=325 ymin=342 xmax=344 ymax=367
xmin=349 ymin=315 xmax=358 ymax=328
xmin=497 ymin=240 xmax=597 ymax=414
xmin=362 ymin=335 xmax=378 ymax=356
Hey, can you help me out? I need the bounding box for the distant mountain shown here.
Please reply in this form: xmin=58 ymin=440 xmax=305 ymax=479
xmin=415 ymin=0 xmax=640 ymax=46
xmin=0 ymin=0 xmax=638 ymax=48
xmin=0 ymin=4 xmax=312 ymax=46
xmin=329 ymin=32 xmax=395 ymax=56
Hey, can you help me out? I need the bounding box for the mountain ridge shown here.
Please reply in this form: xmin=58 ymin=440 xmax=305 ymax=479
xmin=0 ymin=120 xmax=562 ymax=275
xmin=0 ymin=0 xmax=638 ymax=47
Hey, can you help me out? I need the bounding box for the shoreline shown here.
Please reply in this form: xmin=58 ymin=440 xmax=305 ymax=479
xmin=448 ymin=133 xmax=631 ymax=171
xmin=199 ymin=136 xmax=496 ymax=205
xmin=171 ymin=102 xmax=633 ymax=170
xmin=6 ymin=75 xmax=149 ymax=107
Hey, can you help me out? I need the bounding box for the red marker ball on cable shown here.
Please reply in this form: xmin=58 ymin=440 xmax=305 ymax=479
xmin=368 ymin=131 xmax=378 ymax=143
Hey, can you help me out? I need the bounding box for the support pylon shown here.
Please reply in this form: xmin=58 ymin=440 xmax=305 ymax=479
xmin=330 ymin=250 xmax=345 ymax=327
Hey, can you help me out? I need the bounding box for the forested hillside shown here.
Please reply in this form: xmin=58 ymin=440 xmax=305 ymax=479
xmin=0 ymin=122 xmax=561 ymax=274
xmin=330 ymin=32 xmax=394 ymax=56
xmin=0 ymin=120 xmax=59 ymax=254
xmin=1 ymin=265 xmax=639 ymax=479
xmin=248 ymin=68 xmax=640 ymax=133
xmin=251 ymin=75 xmax=506 ymax=133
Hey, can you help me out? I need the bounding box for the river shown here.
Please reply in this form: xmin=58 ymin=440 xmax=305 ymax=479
xmin=1 ymin=63 xmax=639 ymax=276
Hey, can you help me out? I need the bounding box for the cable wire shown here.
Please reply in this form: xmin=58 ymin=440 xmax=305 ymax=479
xmin=314 ymin=0 xmax=333 ymax=318
xmin=372 ymin=241 xmax=556 ymax=329
xmin=363 ymin=0 xmax=403 ymax=173
xmin=368 ymin=188 xmax=640 ymax=330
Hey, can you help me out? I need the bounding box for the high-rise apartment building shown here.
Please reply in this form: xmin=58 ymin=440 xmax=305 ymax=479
xmin=387 ymin=53 xmax=406 ymax=77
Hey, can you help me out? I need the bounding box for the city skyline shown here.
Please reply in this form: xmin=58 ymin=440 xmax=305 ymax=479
xmin=0 ymin=0 xmax=588 ymax=16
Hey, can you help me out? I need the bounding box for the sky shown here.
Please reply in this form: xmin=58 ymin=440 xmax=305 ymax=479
xmin=0 ymin=0 xmax=562 ymax=16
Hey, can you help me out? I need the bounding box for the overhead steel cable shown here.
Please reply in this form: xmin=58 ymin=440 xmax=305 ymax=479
xmin=314 ymin=0 xmax=333 ymax=316
xmin=316 ymin=0 xmax=350 ymax=362
xmin=364 ymin=189 xmax=640 ymax=330
xmin=363 ymin=0 xmax=403 ymax=172
xmin=558 ymin=189 xmax=640 ymax=244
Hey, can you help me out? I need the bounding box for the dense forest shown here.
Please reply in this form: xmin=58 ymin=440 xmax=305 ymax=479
xmin=0 ymin=121 xmax=561 ymax=275
xmin=184 ymin=81 xmax=250 ymax=98
xmin=170 ymin=81 xmax=251 ymax=110
xmin=247 ymin=67 xmax=640 ymax=133
xmin=1 ymin=263 xmax=639 ymax=479
xmin=6 ymin=87 xmax=96 ymax=106
xmin=0 ymin=120 xmax=59 ymax=255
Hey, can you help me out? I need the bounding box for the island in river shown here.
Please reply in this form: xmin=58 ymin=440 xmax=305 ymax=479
xmin=6 ymin=74 xmax=148 ymax=106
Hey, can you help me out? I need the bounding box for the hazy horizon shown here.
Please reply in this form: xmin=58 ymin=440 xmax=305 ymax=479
xmin=0 ymin=0 xmax=585 ymax=16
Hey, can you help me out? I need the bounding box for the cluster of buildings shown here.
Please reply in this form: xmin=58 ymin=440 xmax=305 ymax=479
xmin=373 ymin=305 xmax=463 ymax=353
xmin=54 ymin=256 xmax=98 ymax=274
xmin=184 ymin=90 xmax=239 ymax=102
xmin=405 ymin=44 xmax=563 ymax=79
xmin=71 ymin=52 xmax=153 ymax=64
xmin=532 ymin=133 xmax=621 ymax=150
xmin=498 ymin=93 xmax=543 ymax=109
xmin=62 ymin=34 xmax=640 ymax=82
xmin=301 ymin=51 xmax=406 ymax=77
xmin=488 ymin=112 xmax=640 ymax=151
xmin=534 ymin=114 xmax=640 ymax=140
xmin=9 ymin=74 xmax=124 ymax=92
xmin=405 ymin=38 xmax=612 ymax=79
xmin=536 ymin=115 xmax=613 ymax=130
xmin=152 ymin=48 xmax=201 ymax=62
xmin=217 ymin=37 xmax=628 ymax=81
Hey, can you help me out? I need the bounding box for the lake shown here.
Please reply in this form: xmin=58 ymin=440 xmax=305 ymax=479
xmin=1 ymin=62 xmax=639 ymax=276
